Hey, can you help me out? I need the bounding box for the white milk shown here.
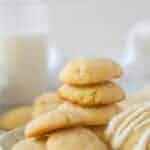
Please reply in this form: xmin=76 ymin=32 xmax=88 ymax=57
xmin=0 ymin=33 xmax=49 ymax=106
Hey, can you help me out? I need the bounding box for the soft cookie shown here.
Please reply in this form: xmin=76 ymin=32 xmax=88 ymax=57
xmin=12 ymin=139 xmax=46 ymax=150
xmin=60 ymin=58 xmax=123 ymax=85
xmin=47 ymin=127 xmax=108 ymax=150
xmin=88 ymin=126 xmax=106 ymax=142
xmin=25 ymin=103 xmax=119 ymax=138
xmin=32 ymin=93 xmax=63 ymax=118
xmin=59 ymin=82 xmax=125 ymax=106
xmin=0 ymin=106 xmax=32 ymax=130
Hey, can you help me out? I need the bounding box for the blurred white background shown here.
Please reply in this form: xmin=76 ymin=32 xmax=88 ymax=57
xmin=0 ymin=0 xmax=149 ymax=106
xmin=52 ymin=0 xmax=150 ymax=51
xmin=48 ymin=0 xmax=150 ymax=92
xmin=47 ymin=0 xmax=150 ymax=66
xmin=0 ymin=0 xmax=149 ymax=51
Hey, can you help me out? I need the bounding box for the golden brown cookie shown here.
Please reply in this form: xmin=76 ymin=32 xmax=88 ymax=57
xmin=0 ymin=106 xmax=32 ymax=130
xmin=32 ymin=93 xmax=63 ymax=118
xmin=88 ymin=126 xmax=106 ymax=142
xmin=25 ymin=103 xmax=119 ymax=138
xmin=59 ymin=82 xmax=125 ymax=106
xmin=47 ymin=127 xmax=108 ymax=150
xmin=89 ymin=126 xmax=113 ymax=149
xmin=12 ymin=138 xmax=46 ymax=150
xmin=105 ymin=102 xmax=150 ymax=150
xmin=60 ymin=58 xmax=123 ymax=85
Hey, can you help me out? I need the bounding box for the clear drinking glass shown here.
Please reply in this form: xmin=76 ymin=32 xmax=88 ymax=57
xmin=0 ymin=0 xmax=49 ymax=108
xmin=125 ymin=21 xmax=150 ymax=93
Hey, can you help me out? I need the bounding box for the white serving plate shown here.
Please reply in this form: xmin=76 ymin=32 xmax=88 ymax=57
xmin=0 ymin=128 xmax=24 ymax=150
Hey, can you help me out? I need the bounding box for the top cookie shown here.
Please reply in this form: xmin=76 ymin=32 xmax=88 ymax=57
xmin=60 ymin=58 xmax=123 ymax=85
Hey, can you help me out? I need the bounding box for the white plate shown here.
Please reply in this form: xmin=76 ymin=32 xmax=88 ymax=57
xmin=0 ymin=128 xmax=24 ymax=150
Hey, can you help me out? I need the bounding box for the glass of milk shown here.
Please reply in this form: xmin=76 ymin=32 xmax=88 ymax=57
xmin=0 ymin=1 xmax=49 ymax=107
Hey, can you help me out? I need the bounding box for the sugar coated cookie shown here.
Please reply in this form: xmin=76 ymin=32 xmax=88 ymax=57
xmin=25 ymin=103 xmax=119 ymax=138
xmin=59 ymin=82 xmax=125 ymax=106
xmin=60 ymin=58 xmax=123 ymax=85
xmin=47 ymin=127 xmax=108 ymax=150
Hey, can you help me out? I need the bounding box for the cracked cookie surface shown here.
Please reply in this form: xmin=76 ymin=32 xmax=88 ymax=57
xmin=60 ymin=58 xmax=123 ymax=85
xmin=59 ymin=82 xmax=125 ymax=106
xmin=25 ymin=103 xmax=119 ymax=138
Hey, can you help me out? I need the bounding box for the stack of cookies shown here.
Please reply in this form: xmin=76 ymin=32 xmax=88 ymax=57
xmin=58 ymin=59 xmax=125 ymax=140
xmin=59 ymin=59 xmax=125 ymax=107
xmin=22 ymin=58 xmax=125 ymax=150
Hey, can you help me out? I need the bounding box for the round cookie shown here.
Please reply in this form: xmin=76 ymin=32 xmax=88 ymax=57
xmin=59 ymin=82 xmax=125 ymax=106
xmin=60 ymin=58 xmax=123 ymax=85
xmin=12 ymin=139 xmax=46 ymax=150
xmin=47 ymin=127 xmax=108 ymax=150
xmin=25 ymin=103 xmax=119 ymax=138
xmin=89 ymin=126 xmax=113 ymax=150
xmin=0 ymin=106 xmax=32 ymax=130
xmin=32 ymin=93 xmax=63 ymax=118
xmin=88 ymin=126 xmax=106 ymax=142
xmin=105 ymin=102 xmax=150 ymax=150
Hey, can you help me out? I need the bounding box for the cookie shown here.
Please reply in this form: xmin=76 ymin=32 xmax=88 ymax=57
xmin=32 ymin=93 xmax=63 ymax=118
xmin=12 ymin=139 xmax=46 ymax=150
xmin=47 ymin=127 xmax=108 ymax=150
xmin=88 ymin=126 xmax=106 ymax=142
xmin=60 ymin=58 xmax=123 ymax=85
xmin=0 ymin=106 xmax=32 ymax=130
xmin=59 ymin=82 xmax=125 ymax=106
xmin=105 ymin=102 xmax=150 ymax=150
xmin=25 ymin=103 xmax=119 ymax=138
